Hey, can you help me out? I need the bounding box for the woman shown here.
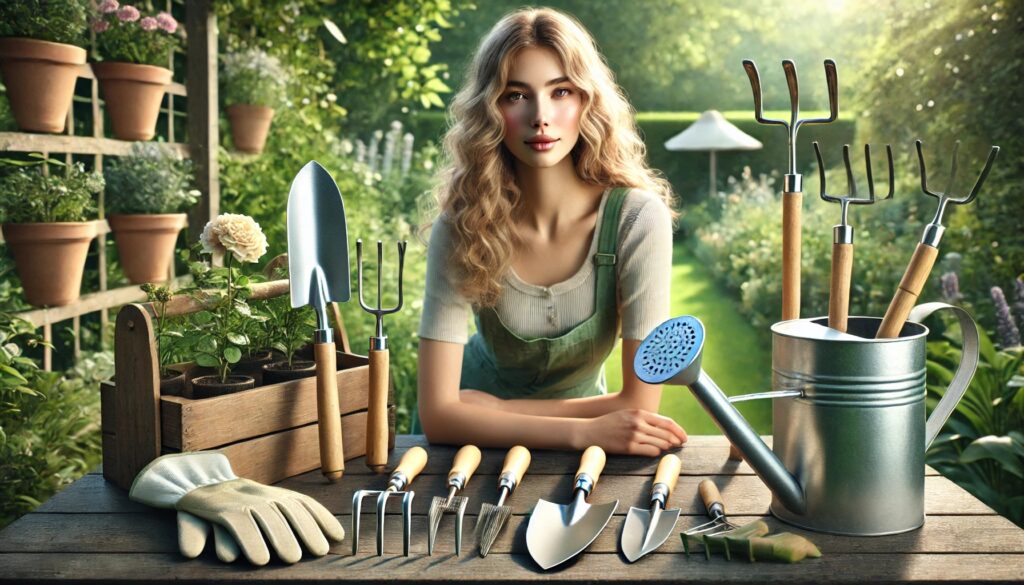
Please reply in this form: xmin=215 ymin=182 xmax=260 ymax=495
xmin=415 ymin=7 xmax=687 ymax=455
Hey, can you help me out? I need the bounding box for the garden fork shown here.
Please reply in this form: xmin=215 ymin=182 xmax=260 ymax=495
xmin=876 ymin=140 xmax=999 ymax=338
xmin=351 ymin=446 xmax=428 ymax=556
xmin=743 ymin=59 xmax=839 ymax=321
xmin=357 ymin=239 xmax=407 ymax=473
xmin=813 ymin=142 xmax=894 ymax=333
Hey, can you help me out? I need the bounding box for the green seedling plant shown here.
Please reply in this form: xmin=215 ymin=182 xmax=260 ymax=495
xmin=265 ymin=294 xmax=316 ymax=368
xmin=105 ymin=143 xmax=199 ymax=215
xmin=0 ymin=156 xmax=102 ymax=223
xmin=140 ymin=283 xmax=182 ymax=378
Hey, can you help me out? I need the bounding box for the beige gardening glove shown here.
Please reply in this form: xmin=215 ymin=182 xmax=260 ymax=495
xmin=129 ymin=451 xmax=344 ymax=566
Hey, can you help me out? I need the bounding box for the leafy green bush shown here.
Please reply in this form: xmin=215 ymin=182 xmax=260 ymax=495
xmin=221 ymin=48 xmax=288 ymax=108
xmin=105 ymin=143 xmax=198 ymax=214
xmin=926 ymin=327 xmax=1023 ymax=527
xmin=0 ymin=0 xmax=90 ymax=47
xmin=92 ymin=2 xmax=180 ymax=66
xmin=0 ymin=158 xmax=103 ymax=223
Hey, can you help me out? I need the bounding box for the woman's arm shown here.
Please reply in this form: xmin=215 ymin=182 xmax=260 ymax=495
xmin=418 ymin=338 xmax=684 ymax=454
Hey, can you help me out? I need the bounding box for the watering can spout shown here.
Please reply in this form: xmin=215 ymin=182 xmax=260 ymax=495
xmin=633 ymin=316 xmax=805 ymax=515
xmin=689 ymin=371 xmax=806 ymax=515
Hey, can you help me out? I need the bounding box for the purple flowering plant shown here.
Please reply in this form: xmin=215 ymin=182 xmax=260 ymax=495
xmin=92 ymin=1 xmax=179 ymax=67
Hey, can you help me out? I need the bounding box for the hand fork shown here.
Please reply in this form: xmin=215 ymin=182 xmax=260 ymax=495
xmin=427 ymin=445 xmax=482 ymax=555
xmin=813 ymin=142 xmax=894 ymax=333
xmin=357 ymin=239 xmax=407 ymax=473
xmin=876 ymin=140 xmax=999 ymax=338
xmin=743 ymin=59 xmax=839 ymax=321
xmin=351 ymin=446 xmax=427 ymax=556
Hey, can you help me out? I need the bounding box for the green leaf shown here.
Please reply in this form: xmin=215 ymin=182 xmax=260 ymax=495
xmin=195 ymin=353 xmax=219 ymax=368
xmin=411 ymin=46 xmax=430 ymax=64
xmin=323 ymin=18 xmax=347 ymax=44
xmin=424 ymin=78 xmax=450 ymax=93
xmin=193 ymin=311 xmax=214 ymax=325
xmin=227 ymin=333 xmax=249 ymax=346
xmin=960 ymin=435 xmax=1024 ymax=479
xmin=224 ymin=347 xmax=242 ymax=364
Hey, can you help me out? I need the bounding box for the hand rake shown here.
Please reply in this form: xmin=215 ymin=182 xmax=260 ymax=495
xmin=427 ymin=445 xmax=482 ymax=556
xmin=351 ymin=446 xmax=427 ymax=556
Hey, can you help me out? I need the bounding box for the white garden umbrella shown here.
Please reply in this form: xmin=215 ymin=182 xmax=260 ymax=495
xmin=664 ymin=110 xmax=762 ymax=195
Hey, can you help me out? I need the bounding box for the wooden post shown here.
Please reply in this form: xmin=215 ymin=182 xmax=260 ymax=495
xmin=186 ymin=0 xmax=218 ymax=241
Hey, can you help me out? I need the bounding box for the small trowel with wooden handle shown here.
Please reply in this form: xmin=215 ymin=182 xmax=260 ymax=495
xmin=621 ymin=453 xmax=682 ymax=562
xmin=286 ymin=161 xmax=350 ymax=482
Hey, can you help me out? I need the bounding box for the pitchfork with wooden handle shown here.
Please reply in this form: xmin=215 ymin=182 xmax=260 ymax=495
xmin=876 ymin=140 xmax=999 ymax=339
xmin=743 ymin=59 xmax=839 ymax=321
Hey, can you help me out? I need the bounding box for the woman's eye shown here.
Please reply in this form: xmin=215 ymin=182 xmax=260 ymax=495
xmin=506 ymin=91 xmax=526 ymax=102
xmin=554 ymin=87 xmax=572 ymax=97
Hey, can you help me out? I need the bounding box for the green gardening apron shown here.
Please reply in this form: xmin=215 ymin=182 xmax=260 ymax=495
xmin=411 ymin=187 xmax=628 ymax=433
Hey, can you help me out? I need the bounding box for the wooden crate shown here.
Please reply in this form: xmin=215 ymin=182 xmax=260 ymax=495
xmin=100 ymin=282 xmax=395 ymax=490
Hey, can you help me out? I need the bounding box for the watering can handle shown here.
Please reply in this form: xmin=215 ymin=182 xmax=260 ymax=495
xmin=909 ymin=302 xmax=980 ymax=449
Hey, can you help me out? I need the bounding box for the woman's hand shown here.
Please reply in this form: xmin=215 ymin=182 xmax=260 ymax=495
xmin=578 ymin=409 xmax=687 ymax=456
xmin=459 ymin=389 xmax=504 ymax=409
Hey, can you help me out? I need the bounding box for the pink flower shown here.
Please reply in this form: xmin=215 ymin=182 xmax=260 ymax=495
xmin=98 ymin=0 xmax=119 ymax=13
xmin=156 ymin=12 xmax=178 ymax=34
xmin=92 ymin=20 xmax=110 ymax=33
xmin=140 ymin=16 xmax=158 ymax=31
xmin=116 ymin=5 xmax=140 ymax=22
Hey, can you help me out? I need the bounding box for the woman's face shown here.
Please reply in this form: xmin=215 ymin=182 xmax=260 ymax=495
xmin=498 ymin=46 xmax=583 ymax=169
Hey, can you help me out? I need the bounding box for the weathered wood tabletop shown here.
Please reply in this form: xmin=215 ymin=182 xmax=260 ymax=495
xmin=1 ymin=435 xmax=1023 ymax=584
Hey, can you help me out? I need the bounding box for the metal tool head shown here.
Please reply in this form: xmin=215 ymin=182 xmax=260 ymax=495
xmin=427 ymin=494 xmax=469 ymax=555
xmin=743 ymin=59 xmax=839 ymax=176
xmin=476 ymin=502 xmax=512 ymax=557
xmin=814 ymin=142 xmax=894 ymax=237
xmin=526 ymin=492 xmax=618 ymax=570
xmin=357 ymin=239 xmax=407 ymax=338
xmin=286 ymin=161 xmax=351 ymax=326
xmin=350 ymin=488 xmax=415 ymax=556
xmin=916 ymin=139 xmax=999 ymax=221
xmin=633 ymin=315 xmax=705 ymax=386
xmin=622 ymin=504 xmax=681 ymax=563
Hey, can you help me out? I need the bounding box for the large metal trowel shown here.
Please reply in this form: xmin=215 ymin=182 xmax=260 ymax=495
xmin=526 ymin=446 xmax=618 ymax=570
xmin=286 ymin=161 xmax=350 ymax=482
xmin=621 ymin=453 xmax=682 ymax=562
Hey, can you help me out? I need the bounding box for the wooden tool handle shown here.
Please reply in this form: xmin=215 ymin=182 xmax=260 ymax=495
xmin=366 ymin=348 xmax=389 ymax=473
xmin=877 ymin=243 xmax=939 ymax=339
xmin=394 ymin=446 xmax=428 ymax=483
xmin=329 ymin=302 xmax=351 ymax=354
xmin=449 ymin=445 xmax=482 ymax=484
xmin=781 ymin=191 xmax=803 ymax=321
xmin=828 ymin=242 xmax=853 ymax=333
xmin=501 ymin=445 xmax=531 ymax=487
xmin=699 ymin=479 xmax=725 ymax=516
xmin=575 ymin=446 xmax=606 ymax=486
xmin=314 ymin=342 xmax=344 ymax=482
xmin=653 ymin=454 xmax=682 ymax=497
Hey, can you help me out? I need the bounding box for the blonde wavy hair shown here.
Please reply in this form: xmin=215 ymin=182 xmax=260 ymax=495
xmin=431 ymin=7 xmax=675 ymax=308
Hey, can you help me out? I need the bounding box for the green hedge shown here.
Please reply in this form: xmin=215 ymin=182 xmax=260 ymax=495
xmin=404 ymin=110 xmax=857 ymax=205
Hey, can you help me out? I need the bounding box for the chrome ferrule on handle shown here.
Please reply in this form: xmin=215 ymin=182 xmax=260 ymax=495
xmin=574 ymin=473 xmax=595 ymax=497
xmin=370 ymin=336 xmax=388 ymax=351
xmin=649 ymin=483 xmax=670 ymax=509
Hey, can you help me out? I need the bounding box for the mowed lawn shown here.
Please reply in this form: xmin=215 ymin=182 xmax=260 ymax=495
xmin=605 ymin=238 xmax=773 ymax=435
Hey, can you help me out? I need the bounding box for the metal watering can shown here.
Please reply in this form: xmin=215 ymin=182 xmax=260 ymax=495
xmin=634 ymin=302 xmax=979 ymax=536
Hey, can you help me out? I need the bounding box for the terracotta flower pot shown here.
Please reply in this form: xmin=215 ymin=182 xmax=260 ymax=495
xmin=226 ymin=104 xmax=275 ymax=154
xmin=0 ymin=38 xmax=86 ymax=133
xmin=2 ymin=221 xmax=97 ymax=307
xmin=107 ymin=213 xmax=186 ymax=284
xmin=92 ymin=62 xmax=172 ymax=141
xmin=191 ymin=375 xmax=255 ymax=399
xmin=262 ymin=359 xmax=316 ymax=385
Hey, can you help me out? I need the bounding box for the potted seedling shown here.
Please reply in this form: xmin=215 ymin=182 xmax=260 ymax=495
xmin=0 ymin=157 xmax=103 ymax=307
xmin=262 ymin=294 xmax=317 ymax=384
xmin=140 ymin=283 xmax=188 ymax=396
xmin=0 ymin=0 xmax=89 ymax=133
xmin=185 ymin=214 xmax=268 ymax=398
xmin=221 ymin=48 xmax=287 ymax=154
xmin=91 ymin=2 xmax=180 ymax=141
xmin=105 ymin=143 xmax=198 ymax=284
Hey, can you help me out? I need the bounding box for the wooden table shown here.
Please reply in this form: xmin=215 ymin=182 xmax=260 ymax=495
xmin=2 ymin=435 xmax=1023 ymax=583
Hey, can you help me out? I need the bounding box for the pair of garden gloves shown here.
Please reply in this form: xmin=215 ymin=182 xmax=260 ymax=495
xmin=129 ymin=451 xmax=344 ymax=566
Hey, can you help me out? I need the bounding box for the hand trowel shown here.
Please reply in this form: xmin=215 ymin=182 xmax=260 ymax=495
xmin=526 ymin=446 xmax=617 ymax=570
xmin=286 ymin=160 xmax=350 ymax=482
xmin=621 ymin=453 xmax=682 ymax=562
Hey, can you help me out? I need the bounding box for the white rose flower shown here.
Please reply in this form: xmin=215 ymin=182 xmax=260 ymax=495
xmin=200 ymin=213 xmax=268 ymax=264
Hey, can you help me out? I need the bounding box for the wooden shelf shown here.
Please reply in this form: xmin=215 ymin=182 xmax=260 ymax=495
xmin=15 ymin=276 xmax=191 ymax=328
xmin=0 ymin=133 xmax=189 ymax=157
